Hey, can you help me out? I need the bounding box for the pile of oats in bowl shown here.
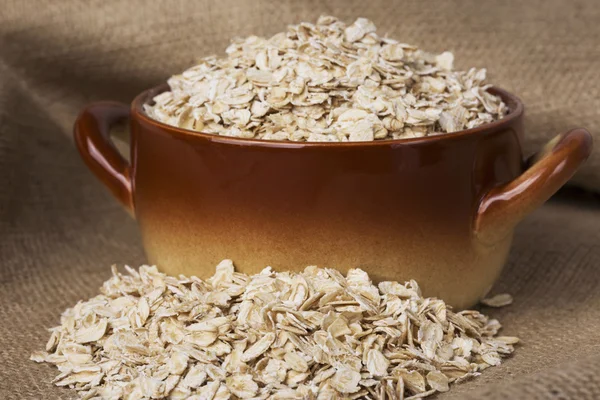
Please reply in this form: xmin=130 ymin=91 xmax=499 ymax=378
xmin=144 ymin=16 xmax=507 ymax=142
xmin=32 ymin=260 xmax=517 ymax=399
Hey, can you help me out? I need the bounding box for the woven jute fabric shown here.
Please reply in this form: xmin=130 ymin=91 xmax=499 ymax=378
xmin=1 ymin=1 xmax=599 ymax=399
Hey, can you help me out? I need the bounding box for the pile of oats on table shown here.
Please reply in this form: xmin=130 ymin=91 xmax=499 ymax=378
xmin=32 ymin=260 xmax=517 ymax=400
xmin=144 ymin=16 xmax=507 ymax=142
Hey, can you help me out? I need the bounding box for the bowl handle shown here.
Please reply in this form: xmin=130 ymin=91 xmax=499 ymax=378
xmin=73 ymin=102 xmax=134 ymax=215
xmin=474 ymin=128 xmax=592 ymax=244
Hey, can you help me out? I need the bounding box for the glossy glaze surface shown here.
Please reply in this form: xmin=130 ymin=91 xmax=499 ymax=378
xmin=74 ymin=86 xmax=592 ymax=309
xmin=74 ymin=102 xmax=133 ymax=213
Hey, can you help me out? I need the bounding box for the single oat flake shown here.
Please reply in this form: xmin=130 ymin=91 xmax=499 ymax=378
xmin=144 ymin=16 xmax=508 ymax=142
xmin=481 ymin=293 xmax=514 ymax=308
xmin=32 ymin=260 xmax=518 ymax=399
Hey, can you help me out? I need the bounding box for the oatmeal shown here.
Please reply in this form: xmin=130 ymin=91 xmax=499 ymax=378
xmin=32 ymin=260 xmax=517 ymax=399
xmin=144 ymin=16 xmax=507 ymax=142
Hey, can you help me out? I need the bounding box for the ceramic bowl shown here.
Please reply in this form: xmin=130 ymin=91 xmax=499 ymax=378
xmin=74 ymin=85 xmax=592 ymax=308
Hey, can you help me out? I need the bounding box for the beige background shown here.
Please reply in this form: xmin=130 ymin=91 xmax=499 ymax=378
xmin=1 ymin=1 xmax=599 ymax=398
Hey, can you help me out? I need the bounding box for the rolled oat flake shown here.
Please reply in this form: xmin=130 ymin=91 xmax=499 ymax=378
xmin=145 ymin=16 xmax=507 ymax=142
xmin=32 ymin=260 xmax=518 ymax=399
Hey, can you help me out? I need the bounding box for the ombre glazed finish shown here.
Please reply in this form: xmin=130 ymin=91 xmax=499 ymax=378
xmin=74 ymin=85 xmax=592 ymax=309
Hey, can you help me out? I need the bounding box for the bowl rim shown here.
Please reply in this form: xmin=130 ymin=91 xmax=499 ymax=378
xmin=132 ymin=84 xmax=524 ymax=147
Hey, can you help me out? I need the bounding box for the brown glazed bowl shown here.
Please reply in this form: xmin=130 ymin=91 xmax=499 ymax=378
xmin=74 ymin=85 xmax=592 ymax=309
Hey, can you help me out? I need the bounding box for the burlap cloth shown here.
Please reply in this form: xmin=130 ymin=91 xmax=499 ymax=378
xmin=1 ymin=1 xmax=599 ymax=399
